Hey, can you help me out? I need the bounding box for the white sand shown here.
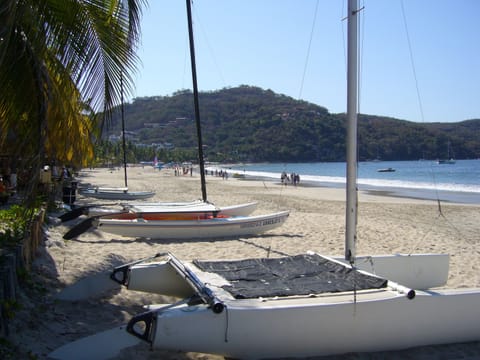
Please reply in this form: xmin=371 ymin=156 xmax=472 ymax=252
xmin=9 ymin=166 xmax=480 ymax=359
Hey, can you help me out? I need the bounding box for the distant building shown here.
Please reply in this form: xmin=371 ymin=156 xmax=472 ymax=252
xmin=108 ymin=131 xmax=138 ymax=142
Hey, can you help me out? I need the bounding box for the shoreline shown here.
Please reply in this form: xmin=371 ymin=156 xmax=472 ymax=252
xmin=9 ymin=166 xmax=480 ymax=359
xmin=206 ymin=160 xmax=480 ymax=205
xmin=207 ymin=170 xmax=480 ymax=205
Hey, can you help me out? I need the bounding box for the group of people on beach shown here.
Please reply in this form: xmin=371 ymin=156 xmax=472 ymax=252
xmin=281 ymin=171 xmax=300 ymax=186
xmin=209 ymin=169 xmax=229 ymax=180
xmin=174 ymin=165 xmax=193 ymax=176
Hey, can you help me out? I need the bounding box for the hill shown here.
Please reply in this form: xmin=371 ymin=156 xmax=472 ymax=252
xmin=106 ymin=86 xmax=480 ymax=162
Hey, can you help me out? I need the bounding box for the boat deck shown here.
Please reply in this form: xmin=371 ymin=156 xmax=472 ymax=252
xmin=189 ymin=253 xmax=389 ymax=301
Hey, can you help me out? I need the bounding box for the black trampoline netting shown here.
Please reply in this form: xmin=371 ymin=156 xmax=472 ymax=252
xmin=193 ymin=253 xmax=388 ymax=299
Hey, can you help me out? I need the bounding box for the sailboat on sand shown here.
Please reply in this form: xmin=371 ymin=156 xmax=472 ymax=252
xmin=79 ymin=75 xmax=155 ymax=201
xmin=49 ymin=2 xmax=480 ymax=359
xmin=61 ymin=0 xmax=288 ymax=241
xmin=106 ymin=2 xmax=480 ymax=358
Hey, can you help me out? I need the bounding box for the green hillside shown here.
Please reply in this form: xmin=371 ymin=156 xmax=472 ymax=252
xmin=105 ymin=86 xmax=480 ymax=163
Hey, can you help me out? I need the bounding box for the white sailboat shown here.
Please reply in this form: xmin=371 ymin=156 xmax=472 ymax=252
xmin=61 ymin=0 xmax=288 ymax=241
xmin=58 ymin=199 xmax=258 ymax=222
xmin=78 ymin=186 xmax=155 ymax=200
xmin=89 ymin=209 xmax=289 ymax=240
xmin=437 ymin=140 xmax=456 ymax=164
xmin=109 ymin=1 xmax=480 ymax=358
xmin=49 ymin=2 xmax=480 ymax=359
xmin=70 ymin=0 xmax=269 ymax=217
xmin=80 ymin=75 xmax=155 ymax=200
xmin=61 ymin=201 xmax=271 ymax=240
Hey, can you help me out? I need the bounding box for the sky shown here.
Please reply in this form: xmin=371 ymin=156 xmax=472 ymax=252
xmin=130 ymin=0 xmax=480 ymax=123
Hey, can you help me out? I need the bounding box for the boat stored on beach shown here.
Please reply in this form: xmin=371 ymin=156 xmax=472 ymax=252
xmin=112 ymin=2 xmax=480 ymax=357
xmin=117 ymin=252 xmax=479 ymax=359
xmin=50 ymin=2 xmax=480 ymax=359
xmin=59 ymin=200 xmax=257 ymax=222
xmin=92 ymin=210 xmax=289 ymax=240
xmin=62 ymin=202 xmax=263 ymax=240
xmin=79 ymin=187 xmax=155 ymax=200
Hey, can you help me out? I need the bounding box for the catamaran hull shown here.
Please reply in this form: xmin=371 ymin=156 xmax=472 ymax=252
xmin=129 ymin=289 xmax=480 ymax=359
xmin=335 ymin=253 xmax=449 ymax=289
xmin=87 ymin=202 xmax=258 ymax=218
xmin=96 ymin=211 xmax=289 ymax=239
xmin=80 ymin=188 xmax=155 ymax=200
xmin=121 ymin=261 xmax=195 ymax=297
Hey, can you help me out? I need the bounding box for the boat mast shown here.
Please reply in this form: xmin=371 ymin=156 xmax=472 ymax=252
xmin=121 ymin=73 xmax=128 ymax=189
xmin=345 ymin=0 xmax=359 ymax=263
xmin=186 ymin=0 xmax=208 ymax=202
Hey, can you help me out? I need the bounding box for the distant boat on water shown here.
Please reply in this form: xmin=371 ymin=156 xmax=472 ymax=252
xmin=437 ymin=159 xmax=456 ymax=165
xmin=437 ymin=141 xmax=456 ymax=164
xmin=377 ymin=167 xmax=396 ymax=173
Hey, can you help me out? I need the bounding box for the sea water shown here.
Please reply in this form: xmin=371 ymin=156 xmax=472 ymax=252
xmin=223 ymin=160 xmax=480 ymax=204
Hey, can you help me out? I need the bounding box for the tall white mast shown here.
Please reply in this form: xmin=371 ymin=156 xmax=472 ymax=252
xmin=345 ymin=0 xmax=359 ymax=263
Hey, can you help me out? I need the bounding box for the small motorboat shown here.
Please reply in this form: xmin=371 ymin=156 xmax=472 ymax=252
xmin=377 ymin=167 xmax=396 ymax=172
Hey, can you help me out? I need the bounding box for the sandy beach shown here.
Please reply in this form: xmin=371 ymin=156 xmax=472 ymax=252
xmin=8 ymin=166 xmax=480 ymax=359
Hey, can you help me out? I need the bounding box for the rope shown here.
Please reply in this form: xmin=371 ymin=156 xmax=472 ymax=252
xmin=398 ymin=1 xmax=470 ymax=254
xmin=298 ymin=0 xmax=319 ymax=99
xmin=223 ymin=305 xmax=229 ymax=342
xmin=191 ymin=2 xmax=226 ymax=88
xmin=400 ymin=0 xmax=425 ymax=123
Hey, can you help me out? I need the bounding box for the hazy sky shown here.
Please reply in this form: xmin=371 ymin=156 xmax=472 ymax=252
xmin=131 ymin=0 xmax=480 ymax=123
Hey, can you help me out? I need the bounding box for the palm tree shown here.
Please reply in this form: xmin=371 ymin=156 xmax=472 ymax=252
xmin=0 ymin=0 xmax=146 ymax=199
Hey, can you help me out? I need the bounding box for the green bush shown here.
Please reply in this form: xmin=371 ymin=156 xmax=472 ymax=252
xmin=0 ymin=205 xmax=35 ymax=248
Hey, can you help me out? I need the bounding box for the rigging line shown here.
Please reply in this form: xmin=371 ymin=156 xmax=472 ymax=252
xmin=191 ymin=2 xmax=226 ymax=88
xmin=407 ymin=211 xmax=442 ymax=256
xmin=429 ymin=166 xmax=445 ymax=213
xmin=400 ymin=0 xmax=425 ymax=123
xmin=400 ymin=1 xmax=456 ymax=233
xmin=298 ymin=0 xmax=320 ymax=100
xmin=407 ymin=208 xmax=466 ymax=256
xmin=357 ymin=0 xmax=365 ymax=119
xmin=355 ymin=0 xmax=364 ymax=186
xmin=181 ymin=32 xmax=189 ymax=90
xmin=341 ymin=0 xmax=347 ymax=80
xmin=223 ymin=305 xmax=229 ymax=342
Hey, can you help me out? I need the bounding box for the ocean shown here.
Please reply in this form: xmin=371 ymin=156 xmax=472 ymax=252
xmin=222 ymin=160 xmax=480 ymax=204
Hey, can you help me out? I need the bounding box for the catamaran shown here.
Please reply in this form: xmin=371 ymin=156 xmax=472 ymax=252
xmin=50 ymin=2 xmax=480 ymax=359
xmin=80 ymin=75 xmax=155 ymax=201
xmin=109 ymin=1 xmax=480 ymax=358
xmin=83 ymin=209 xmax=289 ymax=240
xmin=62 ymin=201 xmax=286 ymax=241
xmin=58 ymin=200 xmax=258 ymax=222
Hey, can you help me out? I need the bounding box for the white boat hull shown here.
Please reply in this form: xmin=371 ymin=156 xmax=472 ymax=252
xmin=87 ymin=201 xmax=257 ymax=218
xmin=335 ymin=253 xmax=449 ymax=289
xmin=127 ymin=201 xmax=257 ymax=217
xmin=131 ymin=289 xmax=480 ymax=359
xmin=95 ymin=211 xmax=289 ymax=239
xmin=121 ymin=260 xmax=195 ymax=297
xmin=119 ymin=253 xmax=479 ymax=358
xmin=80 ymin=187 xmax=155 ymax=200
